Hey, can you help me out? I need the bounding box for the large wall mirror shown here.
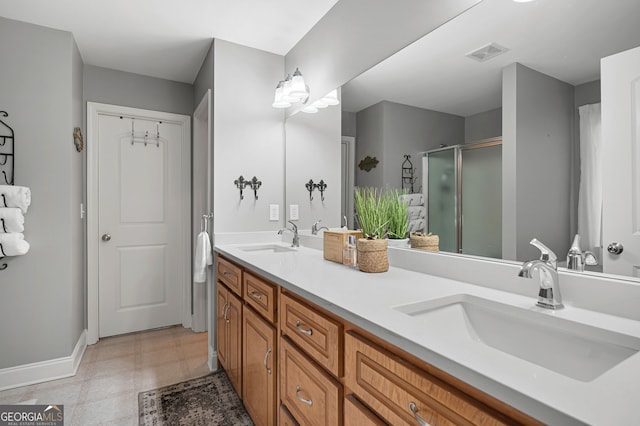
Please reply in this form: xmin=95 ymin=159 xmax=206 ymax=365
xmin=286 ymin=0 xmax=640 ymax=282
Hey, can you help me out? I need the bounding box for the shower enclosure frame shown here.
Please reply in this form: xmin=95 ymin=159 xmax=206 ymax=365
xmin=423 ymin=137 xmax=502 ymax=255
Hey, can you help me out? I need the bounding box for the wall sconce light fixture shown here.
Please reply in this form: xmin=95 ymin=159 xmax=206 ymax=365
xmin=273 ymin=68 xmax=309 ymax=108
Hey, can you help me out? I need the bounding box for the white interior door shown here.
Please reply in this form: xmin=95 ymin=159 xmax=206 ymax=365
xmin=97 ymin=113 xmax=185 ymax=337
xmin=602 ymin=45 xmax=640 ymax=277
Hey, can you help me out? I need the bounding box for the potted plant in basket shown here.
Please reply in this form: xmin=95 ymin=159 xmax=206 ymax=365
xmin=354 ymin=187 xmax=390 ymax=273
xmin=385 ymin=188 xmax=409 ymax=247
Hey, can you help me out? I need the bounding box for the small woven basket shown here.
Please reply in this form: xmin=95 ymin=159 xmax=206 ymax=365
xmin=356 ymin=238 xmax=389 ymax=273
xmin=410 ymin=233 xmax=439 ymax=251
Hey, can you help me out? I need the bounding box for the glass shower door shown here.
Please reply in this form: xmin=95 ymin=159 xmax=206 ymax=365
xmin=426 ymin=148 xmax=457 ymax=253
xmin=460 ymin=143 xmax=502 ymax=258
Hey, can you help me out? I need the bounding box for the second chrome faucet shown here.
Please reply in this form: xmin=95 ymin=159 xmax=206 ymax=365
xmin=278 ymin=220 xmax=299 ymax=247
xmin=518 ymin=238 xmax=564 ymax=310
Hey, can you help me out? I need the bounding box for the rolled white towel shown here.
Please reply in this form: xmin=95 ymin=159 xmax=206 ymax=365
xmin=0 ymin=208 xmax=24 ymax=233
xmin=0 ymin=185 xmax=31 ymax=213
xmin=193 ymin=231 xmax=212 ymax=283
xmin=407 ymin=206 xmax=426 ymax=221
xmin=400 ymin=193 xmax=424 ymax=206
xmin=0 ymin=233 xmax=30 ymax=256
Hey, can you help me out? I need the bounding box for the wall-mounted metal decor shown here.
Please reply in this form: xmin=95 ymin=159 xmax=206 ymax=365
xmin=358 ymin=156 xmax=378 ymax=172
xmin=73 ymin=127 xmax=84 ymax=152
xmin=402 ymin=154 xmax=417 ymax=193
xmin=305 ymin=179 xmax=328 ymax=202
xmin=0 ymin=111 xmax=14 ymax=186
xmin=234 ymin=175 xmax=262 ymax=200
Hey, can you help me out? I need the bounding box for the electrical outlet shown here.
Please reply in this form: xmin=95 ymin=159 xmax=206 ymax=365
xmin=289 ymin=204 xmax=299 ymax=221
xmin=269 ymin=204 xmax=279 ymax=221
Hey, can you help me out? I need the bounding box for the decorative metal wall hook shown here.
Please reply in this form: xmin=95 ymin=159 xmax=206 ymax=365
xmin=0 ymin=110 xmax=15 ymax=186
xmin=315 ymin=180 xmax=327 ymax=202
xmin=305 ymin=179 xmax=315 ymax=201
xmin=249 ymin=176 xmax=262 ymax=200
xmin=234 ymin=175 xmax=248 ymax=200
xmin=402 ymin=154 xmax=416 ymax=193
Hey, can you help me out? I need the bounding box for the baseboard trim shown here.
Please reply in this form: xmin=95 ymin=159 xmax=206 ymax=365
xmin=0 ymin=329 xmax=87 ymax=391
xmin=208 ymin=345 xmax=218 ymax=372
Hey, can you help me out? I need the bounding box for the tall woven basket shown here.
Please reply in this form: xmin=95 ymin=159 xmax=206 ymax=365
xmin=410 ymin=233 xmax=439 ymax=251
xmin=356 ymin=238 xmax=389 ymax=273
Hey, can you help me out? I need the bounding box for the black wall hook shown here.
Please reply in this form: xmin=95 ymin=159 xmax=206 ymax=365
xmin=305 ymin=179 xmax=315 ymax=201
xmin=315 ymin=180 xmax=327 ymax=202
xmin=249 ymin=176 xmax=262 ymax=200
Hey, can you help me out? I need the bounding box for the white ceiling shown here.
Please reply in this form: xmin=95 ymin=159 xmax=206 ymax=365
xmin=0 ymin=0 xmax=339 ymax=83
xmin=342 ymin=0 xmax=640 ymax=117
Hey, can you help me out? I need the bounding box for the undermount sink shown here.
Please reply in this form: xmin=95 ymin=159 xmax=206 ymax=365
xmin=394 ymin=294 xmax=640 ymax=382
xmin=237 ymin=244 xmax=297 ymax=253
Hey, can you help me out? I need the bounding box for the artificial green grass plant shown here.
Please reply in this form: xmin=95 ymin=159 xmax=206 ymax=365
xmin=354 ymin=187 xmax=389 ymax=239
xmin=385 ymin=189 xmax=409 ymax=239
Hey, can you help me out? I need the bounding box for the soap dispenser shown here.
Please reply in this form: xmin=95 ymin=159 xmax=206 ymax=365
xmin=566 ymin=234 xmax=598 ymax=272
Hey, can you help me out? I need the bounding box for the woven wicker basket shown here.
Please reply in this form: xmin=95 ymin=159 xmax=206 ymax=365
xmin=410 ymin=233 xmax=439 ymax=251
xmin=356 ymin=238 xmax=389 ymax=273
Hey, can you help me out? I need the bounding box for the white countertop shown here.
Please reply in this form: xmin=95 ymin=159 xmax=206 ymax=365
xmin=215 ymin=239 xmax=640 ymax=425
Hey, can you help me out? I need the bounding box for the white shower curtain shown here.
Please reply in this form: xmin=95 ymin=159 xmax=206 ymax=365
xmin=577 ymin=103 xmax=603 ymax=253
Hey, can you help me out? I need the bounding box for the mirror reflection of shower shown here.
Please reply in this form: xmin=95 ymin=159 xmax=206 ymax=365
xmin=424 ymin=137 xmax=502 ymax=258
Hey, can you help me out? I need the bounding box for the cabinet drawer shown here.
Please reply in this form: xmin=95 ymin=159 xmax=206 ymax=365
xmin=280 ymin=338 xmax=342 ymax=426
xmin=279 ymin=404 xmax=299 ymax=426
xmin=344 ymin=395 xmax=387 ymax=426
xmin=244 ymin=272 xmax=277 ymax=323
xmin=345 ymin=332 xmax=509 ymax=426
xmin=217 ymin=255 xmax=242 ymax=296
xmin=280 ymin=293 xmax=343 ymax=377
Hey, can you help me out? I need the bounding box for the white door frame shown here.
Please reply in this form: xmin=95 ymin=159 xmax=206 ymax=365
xmin=341 ymin=136 xmax=355 ymax=229
xmin=86 ymin=102 xmax=192 ymax=345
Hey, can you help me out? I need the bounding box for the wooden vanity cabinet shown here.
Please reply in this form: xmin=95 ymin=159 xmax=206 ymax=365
xmin=216 ymin=281 xmax=242 ymax=396
xmin=215 ymin=253 xmax=540 ymax=426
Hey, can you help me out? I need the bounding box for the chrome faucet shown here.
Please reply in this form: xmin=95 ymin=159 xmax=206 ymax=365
xmin=518 ymin=238 xmax=564 ymax=309
xmin=311 ymin=219 xmax=329 ymax=235
xmin=278 ymin=220 xmax=299 ymax=247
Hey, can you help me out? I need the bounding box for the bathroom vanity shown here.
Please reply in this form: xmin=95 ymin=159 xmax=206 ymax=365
xmin=214 ymin=238 xmax=640 ymax=425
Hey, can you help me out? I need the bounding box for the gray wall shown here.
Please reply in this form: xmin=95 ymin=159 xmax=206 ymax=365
xmin=465 ymin=107 xmax=502 ymax=143
xmin=502 ymin=63 xmax=574 ymax=261
xmin=356 ymin=101 xmax=464 ymax=191
xmin=0 ymin=17 xmax=84 ymax=368
xmin=83 ymin=65 xmax=194 ymax=115
xmin=194 ymin=41 xmax=214 ymax=110
xmin=342 ymin=111 xmax=356 ymax=137
xmin=212 ymin=39 xmax=285 ymax=233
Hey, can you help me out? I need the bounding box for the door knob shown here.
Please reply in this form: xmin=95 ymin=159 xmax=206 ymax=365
xmin=102 ymin=234 xmax=111 ymax=242
xmin=607 ymin=242 xmax=624 ymax=255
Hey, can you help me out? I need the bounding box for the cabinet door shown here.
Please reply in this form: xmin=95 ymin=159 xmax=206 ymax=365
xmin=227 ymin=291 xmax=243 ymax=396
xmin=344 ymin=395 xmax=387 ymax=426
xmin=216 ymin=283 xmax=229 ymax=370
xmin=243 ymin=306 xmax=277 ymax=426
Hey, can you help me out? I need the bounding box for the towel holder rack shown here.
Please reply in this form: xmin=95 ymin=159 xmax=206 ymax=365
xmin=0 ymin=243 xmax=6 ymax=270
xmin=0 ymin=111 xmax=15 ymax=186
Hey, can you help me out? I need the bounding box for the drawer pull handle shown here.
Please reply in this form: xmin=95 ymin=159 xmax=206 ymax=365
xmin=263 ymin=346 xmax=272 ymax=375
xmin=223 ymin=303 xmax=231 ymax=323
xmin=409 ymin=402 xmax=430 ymax=426
xmin=249 ymin=291 xmax=262 ymax=300
xmin=222 ymin=271 xmax=229 ymax=277
xmin=295 ymin=320 xmax=313 ymax=336
xmin=295 ymin=386 xmax=313 ymax=406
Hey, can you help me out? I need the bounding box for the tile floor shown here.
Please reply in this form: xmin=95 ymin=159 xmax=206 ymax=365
xmin=0 ymin=326 xmax=210 ymax=425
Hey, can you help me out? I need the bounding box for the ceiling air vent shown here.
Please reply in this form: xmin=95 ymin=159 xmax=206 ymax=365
xmin=466 ymin=43 xmax=509 ymax=62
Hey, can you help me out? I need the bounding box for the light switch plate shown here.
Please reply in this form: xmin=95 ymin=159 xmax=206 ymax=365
xmin=269 ymin=204 xmax=279 ymax=221
xmin=289 ymin=204 xmax=299 ymax=221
